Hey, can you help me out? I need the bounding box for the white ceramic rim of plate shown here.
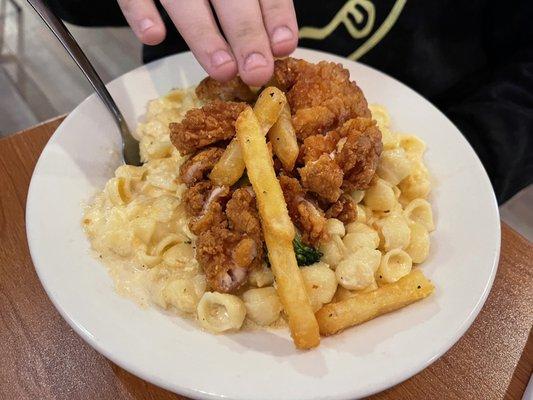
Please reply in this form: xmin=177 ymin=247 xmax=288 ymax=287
xmin=26 ymin=48 xmax=501 ymax=400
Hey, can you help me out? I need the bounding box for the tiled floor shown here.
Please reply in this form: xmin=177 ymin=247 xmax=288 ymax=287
xmin=0 ymin=0 xmax=531 ymax=241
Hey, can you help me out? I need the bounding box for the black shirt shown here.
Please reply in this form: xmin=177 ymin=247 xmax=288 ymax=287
xmin=48 ymin=0 xmax=533 ymax=203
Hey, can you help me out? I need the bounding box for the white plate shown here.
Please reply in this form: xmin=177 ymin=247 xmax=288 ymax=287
xmin=26 ymin=49 xmax=500 ymax=400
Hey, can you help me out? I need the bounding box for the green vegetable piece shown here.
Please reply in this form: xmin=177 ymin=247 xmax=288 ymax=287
xmin=264 ymin=235 xmax=322 ymax=267
xmin=293 ymin=235 xmax=322 ymax=266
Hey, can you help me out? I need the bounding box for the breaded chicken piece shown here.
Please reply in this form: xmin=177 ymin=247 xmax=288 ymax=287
xmin=299 ymin=130 xmax=340 ymax=164
xmin=179 ymin=147 xmax=224 ymax=187
xmin=169 ymin=100 xmax=247 ymax=154
xmin=226 ymin=188 xmax=262 ymax=240
xmin=325 ymin=194 xmax=357 ymax=224
xmin=196 ymin=226 xmax=248 ymax=292
xmin=299 ymin=154 xmax=343 ymax=202
xmin=336 ymin=118 xmax=383 ymax=190
xmin=196 ymin=76 xmax=256 ymax=103
xmin=298 ymin=118 xmax=382 ymax=195
xmin=196 ymin=188 xmax=263 ymax=293
xmin=184 ymin=181 xmax=230 ymax=235
xmin=226 ymin=188 xmax=263 ymax=270
xmin=273 ymin=58 xmax=371 ymax=139
xmin=280 ymin=175 xmax=329 ymax=245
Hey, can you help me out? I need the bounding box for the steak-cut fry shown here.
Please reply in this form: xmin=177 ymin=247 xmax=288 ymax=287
xmin=236 ymin=106 xmax=320 ymax=349
xmin=210 ymin=87 xmax=286 ymax=186
xmin=268 ymin=102 xmax=299 ymax=171
xmin=316 ymin=269 xmax=434 ymax=336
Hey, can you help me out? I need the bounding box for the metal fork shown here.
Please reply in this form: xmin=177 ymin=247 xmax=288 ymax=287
xmin=27 ymin=0 xmax=141 ymax=166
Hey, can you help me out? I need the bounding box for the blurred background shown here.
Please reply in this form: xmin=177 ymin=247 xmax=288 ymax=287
xmin=0 ymin=0 xmax=530 ymax=241
xmin=0 ymin=0 xmax=141 ymax=134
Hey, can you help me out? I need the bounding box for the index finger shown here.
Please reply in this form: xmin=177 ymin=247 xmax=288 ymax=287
xmin=117 ymin=0 xmax=166 ymax=45
xmin=259 ymin=0 xmax=298 ymax=57
xmin=161 ymin=0 xmax=238 ymax=82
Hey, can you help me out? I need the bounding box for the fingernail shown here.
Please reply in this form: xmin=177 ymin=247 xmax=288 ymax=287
xmin=211 ymin=50 xmax=233 ymax=67
xmin=244 ymin=53 xmax=268 ymax=71
xmin=139 ymin=18 xmax=154 ymax=33
xmin=272 ymin=26 xmax=293 ymax=44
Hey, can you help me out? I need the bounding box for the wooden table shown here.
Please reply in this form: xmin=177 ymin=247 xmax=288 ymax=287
xmin=1 ymin=117 xmax=531 ymax=400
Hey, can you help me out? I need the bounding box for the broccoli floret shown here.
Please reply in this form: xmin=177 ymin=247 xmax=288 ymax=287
xmin=263 ymin=235 xmax=322 ymax=267
xmin=293 ymin=236 xmax=322 ymax=266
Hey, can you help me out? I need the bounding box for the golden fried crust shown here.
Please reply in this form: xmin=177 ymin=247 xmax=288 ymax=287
xmin=325 ymin=194 xmax=357 ymax=224
xmin=298 ymin=118 xmax=381 ymax=198
xmin=184 ymin=181 xmax=214 ymax=216
xmin=196 ymin=226 xmax=249 ymax=292
xmin=169 ymin=100 xmax=247 ymax=154
xmin=196 ymin=76 xmax=256 ymax=103
xmin=226 ymin=188 xmax=263 ymax=269
xmin=299 ymin=155 xmax=343 ymax=203
xmin=195 ymin=188 xmax=263 ymax=293
xmin=226 ymin=188 xmax=262 ymax=238
xmin=271 ymin=57 xmax=301 ymax=90
xmin=279 ymin=175 xmax=329 ymax=245
xmin=190 ymin=202 xmax=227 ymax=235
xmin=273 ymin=58 xmax=371 ymax=139
xmin=184 ymin=181 xmax=230 ymax=235
xmin=179 ymin=147 xmax=224 ymax=187
xmin=299 ymin=130 xmax=340 ymax=164
xmin=336 ymin=118 xmax=383 ymax=190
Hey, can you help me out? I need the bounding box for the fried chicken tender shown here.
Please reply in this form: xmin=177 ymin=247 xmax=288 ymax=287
xmin=299 ymin=130 xmax=340 ymax=164
xmin=226 ymin=188 xmax=262 ymax=240
xmin=298 ymin=118 xmax=382 ymax=195
xmin=179 ymin=147 xmax=224 ymax=187
xmin=226 ymin=188 xmax=263 ymax=269
xmin=299 ymin=154 xmax=343 ymax=203
xmin=325 ymin=194 xmax=357 ymax=224
xmin=280 ymin=175 xmax=329 ymax=245
xmin=196 ymin=76 xmax=256 ymax=103
xmin=169 ymin=100 xmax=247 ymax=154
xmin=196 ymin=226 xmax=248 ymax=292
xmin=184 ymin=181 xmax=230 ymax=235
xmin=272 ymin=58 xmax=371 ymax=139
xmin=336 ymin=118 xmax=383 ymax=190
xmin=195 ymin=187 xmax=263 ymax=293
xmin=184 ymin=181 xmax=214 ymax=216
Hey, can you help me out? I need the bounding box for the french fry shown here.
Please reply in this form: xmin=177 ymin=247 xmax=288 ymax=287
xmin=333 ymin=281 xmax=380 ymax=303
xmin=268 ymin=102 xmax=299 ymax=171
xmin=332 ymin=286 xmax=357 ymax=302
xmin=254 ymin=86 xmax=287 ymax=134
xmin=209 ymin=139 xmax=245 ymax=186
xmin=209 ymin=87 xmax=286 ymax=186
xmin=316 ymin=269 xmax=434 ymax=336
xmin=236 ymin=106 xmax=320 ymax=349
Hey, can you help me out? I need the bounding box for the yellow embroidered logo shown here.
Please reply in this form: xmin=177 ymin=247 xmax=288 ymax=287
xmin=299 ymin=0 xmax=407 ymax=60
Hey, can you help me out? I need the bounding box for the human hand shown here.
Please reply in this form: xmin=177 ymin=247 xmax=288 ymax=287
xmin=117 ymin=0 xmax=298 ymax=86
